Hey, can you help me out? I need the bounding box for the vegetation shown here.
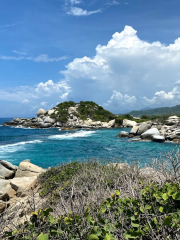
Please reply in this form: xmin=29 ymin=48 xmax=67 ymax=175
xmin=129 ymin=104 xmax=180 ymax=117
xmin=2 ymin=148 xmax=180 ymax=239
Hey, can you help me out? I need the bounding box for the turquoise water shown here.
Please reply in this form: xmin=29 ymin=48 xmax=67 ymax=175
xmin=0 ymin=118 xmax=178 ymax=168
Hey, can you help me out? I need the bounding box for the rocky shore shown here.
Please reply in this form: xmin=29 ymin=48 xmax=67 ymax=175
xmin=117 ymin=116 xmax=180 ymax=143
xmin=3 ymin=106 xmax=115 ymax=129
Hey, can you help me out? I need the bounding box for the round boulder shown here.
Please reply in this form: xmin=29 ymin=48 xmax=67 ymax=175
xmin=152 ymin=135 xmax=165 ymax=143
xmin=141 ymin=128 xmax=160 ymax=139
xmin=36 ymin=109 xmax=46 ymax=117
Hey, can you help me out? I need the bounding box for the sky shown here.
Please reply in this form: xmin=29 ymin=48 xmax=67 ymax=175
xmin=1 ymin=0 xmax=180 ymax=117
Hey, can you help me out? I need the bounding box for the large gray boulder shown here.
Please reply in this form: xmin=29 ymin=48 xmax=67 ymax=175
xmin=43 ymin=116 xmax=56 ymax=124
xmin=123 ymin=119 xmax=137 ymax=127
xmin=137 ymin=122 xmax=152 ymax=135
xmin=47 ymin=109 xmax=55 ymax=116
xmin=152 ymin=135 xmax=165 ymax=143
xmin=68 ymin=107 xmax=78 ymax=115
xmin=117 ymin=131 xmax=129 ymax=138
xmin=141 ymin=128 xmax=160 ymax=139
xmin=15 ymin=161 xmax=45 ymax=178
xmin=36 ymin=109 xmax=46 ymax=117
xmin=0 ymin=179 xmax=13 ymax=201
xmin=166 ymin=116 xmax=180 ymax=125
xmin=0 ymin=164 xmax=15 ymax=179
xmin=130 ymin=125 xmax=139 ymax=135
xmin=0 ymin=160 xmax=17 ymax=171
xmin=108 ymin=119 xmax=115 ymax=127
xmin=10 ymin=176 xmax=37 ymax=196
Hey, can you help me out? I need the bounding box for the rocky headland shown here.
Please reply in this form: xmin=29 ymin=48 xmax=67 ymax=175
xmin=117 ymin=116 xmax=180 ymax=143
xmin=3 ymin=101 xmax=116 ymax=129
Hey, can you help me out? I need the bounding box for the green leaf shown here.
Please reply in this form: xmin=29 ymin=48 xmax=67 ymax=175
xmin=172 ymin=192 xmax=180 ymax=200
xmin=87 ymin=234 xmax=99 ymax=240
xmin=164 ymin=216 xmax=172 ymax=226
xmin=162 ymin=193 xmax=169 ymax=200
xmin=101 ymin=206 xmax=106 ymax=213
xmin=106 ymin=202 xmax=111 ymax=208
xmin=131 ymin=216 xmax=136 ymax=221
xmin=159 ymin=207 xmax=164 ymax=213
xmin=140 ymin=206 xmax=144 ymax=213
xmin=115 ymin=190 xmax=120 ymax=196
xmin=37 ymin=233 xmax=49 ymax=240
xmin=49 ymin=215 xmax=54 ymax=223
xmin=131 ymin=222 xmax=140 ymax=228
xmin=145 ymin=205 xmax=151 ymax=210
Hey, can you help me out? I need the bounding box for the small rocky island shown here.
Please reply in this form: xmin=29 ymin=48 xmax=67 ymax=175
xmin=118 ymin=116 xmax=180 ymax=143
xmin=3 ymin=101 xmax=116 ymax=129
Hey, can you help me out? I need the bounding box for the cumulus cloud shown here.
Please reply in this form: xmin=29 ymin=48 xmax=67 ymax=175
xmin=22 ymin=99 xmax=29 ymax=104
xmin=143 ymin=81 xmax=180 ymax=106
xmin=61 ymin=25 xmax=180 ymax=111
xmin=104 ymin=90 xmax=136 ymax=110
xmin=67 ymin=7 xmax=102 ymax=16
xmin=0 ymin=54 xmax=68 ymax=62
xmin=106 ymin=1 xmax=120 ymax=6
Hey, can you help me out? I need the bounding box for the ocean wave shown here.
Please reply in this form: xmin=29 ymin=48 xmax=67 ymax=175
xmin=0 ymin=140 xmax=43 ymax=153
xmin=48 ymin=130 xmax=96 ymax=140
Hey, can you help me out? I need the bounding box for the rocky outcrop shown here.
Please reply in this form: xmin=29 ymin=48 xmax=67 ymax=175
xmin=0 ymin=159 xmax=45 ymax=212
xmin=3 ymin=106 xmax=116 ymax=129
xmin=117 ymin=131 xmax=129 ymax=138
xmin=117 ymin=116 xmax=180 ymax=143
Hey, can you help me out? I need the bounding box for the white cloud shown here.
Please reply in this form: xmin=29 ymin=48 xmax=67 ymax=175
xmin=106 ymin=1 xmax=120 ymax=6
xmin=60 ymin=25 xmax=180 ymax=111
xmin=143 ymin=81 xmax=180 ymax=106
xmin=60 ymin=92 xmax=69 ymax=99
xmin=22 ymin=99 xmax=29 ymax=104
xmin=70 ymin=0 xmax=81 ymax=4
xmin=40 ymin=101 xmax=47 ymax=107
xmin=67 ymin=7 xmax=102 ymax=16
xmin=0 ymin=54 xmax=68 ymax=62
xmin=104 ymin=90 xmax=136 ymax=110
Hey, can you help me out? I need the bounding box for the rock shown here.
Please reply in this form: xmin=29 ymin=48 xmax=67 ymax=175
xmin=117 ymin=131 xmax=129 ymax=138
xmin=101 ymin=122 xmax=109 ymax=128
xmin=108 ymin=119 xmax=115 ymax=127
xmin=36 ymin=108 xmax=46 ymax=117
xmin=0 ymin=179 xmax=12 ymax=201
xmin=141 ymin=128 xmax=160 ymax=139
xmin=166 ymin=116 xmax=180 ymax=125
xmin=130 ymin=125 xmax=139 ymax=135
xmin=68 ymin=107 xmax=78 ymax=115
xmin=151 ymin=124 xmax=162 ymax=130
xmin=0 ymin=164 xmax=15 ymax=179
xmin=152 ymin=135 xmax=165 ymax=142
xmin=43 ymin=116 xmax=56 ymax=124
xmin=122 ymin=119 xmax=137 ymax=127
xmin=0 ymin=200 xmax=7 ymax=213
xmin=108 ymin=163 xmax=129 ymax=170
xmin=0 ymin=160 xmax=17 ymax=171
xmin=140 ymin=167 xmax=166 ymax=183
xmin=48 ymin=109 xmax=55 ymax=115
xmin=137 ymin=122 xmax=152 ymax=135
xmin=10 ymin=176 xmax=37 ymax=197
xmin=15 ymin=161 xmax=45 ymax=178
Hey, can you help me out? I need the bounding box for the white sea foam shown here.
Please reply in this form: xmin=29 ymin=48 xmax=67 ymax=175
xmin=48 ymin=130 xmax=96 ymax=140
xmin=0 ymin=140 xmax=42 ymax=153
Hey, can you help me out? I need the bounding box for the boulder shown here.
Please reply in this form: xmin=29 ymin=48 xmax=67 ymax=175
xmin=48 ymin=109 xmax=55 ymax=115
xmin=68 ymin=107 xmax=78 ymax=115
xmin=0 ymin=160 xmax=17 ymax=171
xmin=140 ymin=167 xmax=166 ymax=183
xmin=123 ymin=119 xmax=137 ymax=127
xmin=43 ymin=117 xmax=56 ymax=124
xmin=108 ymin=119 xmax=115 ymax=127
xmin=137 ymin=122 xmax=152 ymax=135
xmin=15 ymin=161 xmax=45 ymax=178
xmin=117 ymin=131 xmax=129 ymax=138
xmin=130 ymin=125 xmax=139 ymax=135
xmin=36 ymin=108 xmax=46 ymax=117
xmin=166 ymin=116 xmax=180 ymax=125
xmin=10 ymin=176 xmax=37 ymax=196
xmin=0 ymin=164 xmax=15 ymax=179
xmin=0 ymin=179 xmax=12 ymax=201
xmin=0 ymin=200 xmax=7 ymax=213
xmin=141 ymin=128 xmax=160 ymax=139
xmin=101 ymin=122 xmax=109 ymax=128
xmin=152 ymin=135 xmax=165 ymax=143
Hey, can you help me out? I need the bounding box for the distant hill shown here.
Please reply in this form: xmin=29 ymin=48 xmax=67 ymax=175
xmin=129 ymin=105 xmax=180 ymax=117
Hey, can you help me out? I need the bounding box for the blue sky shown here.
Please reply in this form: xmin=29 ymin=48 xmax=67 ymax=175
xmin=1 ymin=0 xmax=180 ymax=117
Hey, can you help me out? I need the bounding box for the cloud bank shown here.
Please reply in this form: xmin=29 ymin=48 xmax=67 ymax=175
xmin=1 ymin=25 xmax=180 ymax=116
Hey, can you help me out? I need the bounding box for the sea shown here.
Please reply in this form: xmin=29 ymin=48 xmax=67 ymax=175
xmin=0 ymin=118 xmax=178 ymax=168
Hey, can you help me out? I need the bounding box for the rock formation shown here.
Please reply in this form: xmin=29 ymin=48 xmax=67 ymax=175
xmin=117 ymin=115 xmax=180 ymax=143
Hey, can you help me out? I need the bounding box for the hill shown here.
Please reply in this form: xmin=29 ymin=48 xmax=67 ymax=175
xmin=129 ymin=104 xmax=180 ymax=117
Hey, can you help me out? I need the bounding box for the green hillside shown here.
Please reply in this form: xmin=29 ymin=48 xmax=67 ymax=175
xmin=129 ymin=104 xmax=180 ymax=117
